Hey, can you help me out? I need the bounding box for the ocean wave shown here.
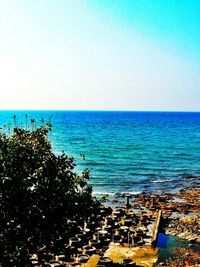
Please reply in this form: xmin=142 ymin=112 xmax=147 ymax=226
xmin=92 ymin=191 xmax=142 ymax=196
xmin=151 ymin=179 xmax=174 ymax=183
xmin=120 ymin=191 xmax=142 ymax=196
xmin=92 ymin=191 xmax=115 ymax=196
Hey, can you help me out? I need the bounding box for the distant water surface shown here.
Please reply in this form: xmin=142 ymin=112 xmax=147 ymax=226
xmin=0 ymin=111 xmax=200 ymax=195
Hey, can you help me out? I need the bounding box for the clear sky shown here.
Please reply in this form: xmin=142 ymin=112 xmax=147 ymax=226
xmin=0 ymin=0 xmax=200 ymax=110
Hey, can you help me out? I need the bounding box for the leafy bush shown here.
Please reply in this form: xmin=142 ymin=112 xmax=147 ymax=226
xmin=0 ymin=122 xmax=100 ymax=265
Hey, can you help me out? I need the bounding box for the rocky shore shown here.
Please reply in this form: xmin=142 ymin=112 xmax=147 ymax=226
xmin=106 ymin=184 xmax=200 ymax=266
xmin=25 ymin=185 xmax=200 ymax=267
xmin=165 ymin=214 xmax=200 ymax=243
xmin=154 ymin=247 xmax=200 ymax=267
xmin=133 ymin=186 xmax=200 ymax=267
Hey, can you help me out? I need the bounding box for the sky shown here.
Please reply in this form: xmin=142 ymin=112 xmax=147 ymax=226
xmin=0 ymin=0 xmax=200 ymax=111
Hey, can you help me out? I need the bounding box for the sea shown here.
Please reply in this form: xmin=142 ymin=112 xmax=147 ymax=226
xmin=0 ymin=110 xmax=200 ymax=197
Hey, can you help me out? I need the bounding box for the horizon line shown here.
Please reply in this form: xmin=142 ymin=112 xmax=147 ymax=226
xmin=1 ymin=109 xmax=200 ymax=113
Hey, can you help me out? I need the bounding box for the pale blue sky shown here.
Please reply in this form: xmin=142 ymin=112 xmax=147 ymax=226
xmin=0 ymin=0 xmax=199 ymax=110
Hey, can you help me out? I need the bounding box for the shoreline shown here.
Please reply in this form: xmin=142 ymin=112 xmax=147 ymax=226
xmin=24 ymin=185 xmax=200 ymax=267
xmin=100 ymin=185 xmax=200 ymax=243
xmin=92 ymin=184 xmax=200 ymax=266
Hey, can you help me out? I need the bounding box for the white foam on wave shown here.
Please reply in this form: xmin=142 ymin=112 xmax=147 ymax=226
xmin=92 ymin=191 xmax=142 ymax=196
xmin=120 ymin=191 xmax=142 ymax=196
xmin=151 ymin=179 xmax=174 ymax=183
xmin=92 ymin=191 xmax=115 ymax=196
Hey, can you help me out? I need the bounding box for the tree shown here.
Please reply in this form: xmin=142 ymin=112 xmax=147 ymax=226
xmin=0 ymin=121 xmax=101 ymax=266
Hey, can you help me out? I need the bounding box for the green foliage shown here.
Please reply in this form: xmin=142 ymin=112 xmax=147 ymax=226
xmin=0 ymin=122 xmax=101 ymax=266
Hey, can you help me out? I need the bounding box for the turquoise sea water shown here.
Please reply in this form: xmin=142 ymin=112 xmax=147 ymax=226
xmin=0 ymin=111 xmax=200 ymax=195
xmin=157 ymin=233 xmax=200 ymax=262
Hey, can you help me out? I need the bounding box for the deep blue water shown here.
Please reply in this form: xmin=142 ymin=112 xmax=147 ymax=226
xmin=0 ymin=111 xmax=200 ymax=195
xmin=157 ymin=233 xmax=200 ymax=262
